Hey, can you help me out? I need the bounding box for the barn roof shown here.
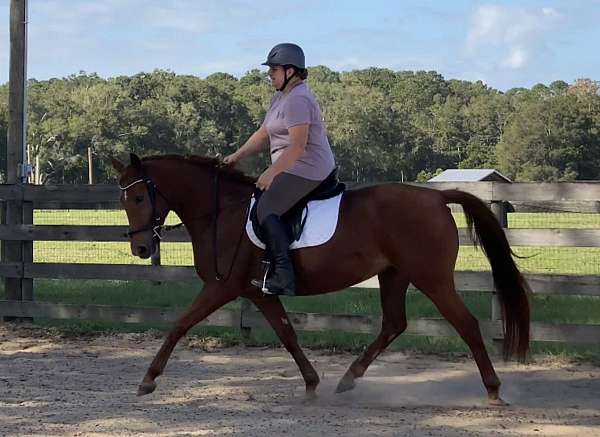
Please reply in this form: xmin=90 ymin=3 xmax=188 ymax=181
xmin=428 ymin=169 xmax=512 ymax=183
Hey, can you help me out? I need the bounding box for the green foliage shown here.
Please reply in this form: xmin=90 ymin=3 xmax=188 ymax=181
xmin=306 ymin=65 xmax=340 ymax=85
xmin=497 ymin=92 xmax=600 ymax=181
xmin=3 ymin=68 xmax=598 ymax=183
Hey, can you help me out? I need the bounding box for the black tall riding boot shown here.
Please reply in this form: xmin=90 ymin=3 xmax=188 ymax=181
xmin=251 ymin=214 xmax=296 ymax=296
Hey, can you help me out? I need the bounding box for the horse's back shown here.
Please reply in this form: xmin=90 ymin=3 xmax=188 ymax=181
xmin=293 ymin=182 xmax=459 ymax=294
xmin=341 ymin=182 xmax=459 ymax=268
xmin=345 ymin=182 xmax=451 ymax=223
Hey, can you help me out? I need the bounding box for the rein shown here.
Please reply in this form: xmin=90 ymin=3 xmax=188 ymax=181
xmin=210 ymin=166 xmax=251 ymax=281
xmin=120 ymin=165 xmax=250 ymax=282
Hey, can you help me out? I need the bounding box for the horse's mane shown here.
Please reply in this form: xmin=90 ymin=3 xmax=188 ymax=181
xmin=141 ymin=154 xmax=256 ymax=185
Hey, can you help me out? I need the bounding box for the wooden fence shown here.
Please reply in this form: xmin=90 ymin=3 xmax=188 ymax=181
xmin=1 ymin=182 xmax=600 ymax=347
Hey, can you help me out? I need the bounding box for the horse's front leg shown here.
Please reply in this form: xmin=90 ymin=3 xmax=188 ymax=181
xmin=138 ymin=283 xmax=235 ymax=396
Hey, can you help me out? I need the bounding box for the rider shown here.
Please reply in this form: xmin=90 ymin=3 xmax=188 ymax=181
xmin=223 ymin=43 xmax=336 ymax=296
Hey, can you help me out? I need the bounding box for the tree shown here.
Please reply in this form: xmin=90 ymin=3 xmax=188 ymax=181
xmin=549 ymin=80 xmax=569 ymax=96
xmin=7 ymin=68 xmax=598 ymax=184
xmin=321 ymin=83 xmax=412 ymax=182
xmin=340 ymin=67 xmax=397 ymax=93
xmin=306 ymin=66 xmax=340 ymax=85
xmin=497 ymin=94 xmax=599 ymax=181
xmin=391 ymin=70 xmax=449 ymax=114
xmin=568 ymin=78 xmax=600 ymax=97
xmin=460 ymin=92 xmax=510 ymax=169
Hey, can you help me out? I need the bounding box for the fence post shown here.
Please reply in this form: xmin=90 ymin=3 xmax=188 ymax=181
xmin=0 ymin=201 xmax=4 ymax=271
xmin=490 ymin=200 xmax=509 ymax=355
xmin=240 ymin=298 xmax=252 ymax=342
xmin=3 ymin=194 xmax=24 ymax=322
xmin=22 ymin=200 xmax=33 ymax=302
xmin=4 ymin=0 xmax=27 ymax=321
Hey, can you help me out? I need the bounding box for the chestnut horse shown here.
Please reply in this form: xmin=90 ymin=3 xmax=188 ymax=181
xmin=111 ymin=153 xmax=530 ymax=405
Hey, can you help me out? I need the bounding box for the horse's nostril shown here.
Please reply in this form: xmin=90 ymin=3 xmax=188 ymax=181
xmin=138 ymin=245 xmax=148 ymax=256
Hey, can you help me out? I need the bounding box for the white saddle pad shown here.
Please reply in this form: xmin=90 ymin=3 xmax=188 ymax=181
xmin=246 ymin=193 xmax=343 ymax=250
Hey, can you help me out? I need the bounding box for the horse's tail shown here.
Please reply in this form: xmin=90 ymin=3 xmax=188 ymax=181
xmin=442 ymin=189 xmax=530 ymax=362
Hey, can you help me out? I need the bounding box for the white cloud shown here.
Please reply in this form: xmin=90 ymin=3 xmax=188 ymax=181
xmin=502 ymin=47 xmax=526 ymax=69
xmin=465 ymin=4 xmax=561 ymax=70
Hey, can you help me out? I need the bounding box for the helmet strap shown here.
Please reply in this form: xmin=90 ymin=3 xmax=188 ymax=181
xmin=277 ymin=66 xmax=297 ymax=92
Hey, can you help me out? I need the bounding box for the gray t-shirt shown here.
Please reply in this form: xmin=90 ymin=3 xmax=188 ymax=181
xmin=262 ymin=83 xmax=336 ymax=180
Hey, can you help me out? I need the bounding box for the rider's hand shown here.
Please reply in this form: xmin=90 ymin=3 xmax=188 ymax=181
xmin=223 ymin=152 xmax=240 ymax=166
xmin=256 ymin=168 xmax=276 ymax=191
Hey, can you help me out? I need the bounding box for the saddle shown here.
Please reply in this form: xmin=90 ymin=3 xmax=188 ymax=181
xmin=250 ymin=168 xmax=345 ymax=244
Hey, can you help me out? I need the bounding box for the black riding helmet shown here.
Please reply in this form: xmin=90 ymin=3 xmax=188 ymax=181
xmin=262 ymin=43 xmax=305 ymax=91
xmin=262 ymin=43 xmax=305 ymax=69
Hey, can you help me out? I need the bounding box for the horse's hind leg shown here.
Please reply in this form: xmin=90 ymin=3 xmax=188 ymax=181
xmin=249 ymin=294 xmax=320 ymax=397
xmin=336 ymin=268 xmax=409 ymax=393
xmin=418 ymin=278 xmax=506 ymax=406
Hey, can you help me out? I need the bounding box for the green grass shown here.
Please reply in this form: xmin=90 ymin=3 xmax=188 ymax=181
xmin=16 ymin=279 xmax=600 ymax=359
xmin=457 ymin=246 xmax=600 ymax=275
xmin=34 ymin=209 xmax=180 ymax=225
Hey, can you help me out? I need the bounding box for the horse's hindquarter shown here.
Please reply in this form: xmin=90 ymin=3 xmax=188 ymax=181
xmin=293 ymin=184 xmax=459 ymax=295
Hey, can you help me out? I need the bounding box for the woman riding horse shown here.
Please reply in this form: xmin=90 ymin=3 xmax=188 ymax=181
xmin=224 ymin=43 xmax=336 ymax=296
xmin=112 ymin=151 xmax=530 ymax=406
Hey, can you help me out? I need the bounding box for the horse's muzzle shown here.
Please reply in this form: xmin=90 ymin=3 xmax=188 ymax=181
xmin=133 ymin=242 xmax=155 ymax=259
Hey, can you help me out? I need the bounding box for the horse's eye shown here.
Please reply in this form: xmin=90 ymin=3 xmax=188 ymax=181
xmin=135 ymin=195 xmax=144 ymax=204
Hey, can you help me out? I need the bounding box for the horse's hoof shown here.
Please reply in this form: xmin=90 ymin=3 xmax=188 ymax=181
xmin=304 ymin=389 xmax=318 ymax=402
xmin=137 ymin=381 xmax=157 ymax=396
xmin=335 ymin=373 xmax=356 ymax=393
xmin=488 ymin=397 xmax=509 ymax=407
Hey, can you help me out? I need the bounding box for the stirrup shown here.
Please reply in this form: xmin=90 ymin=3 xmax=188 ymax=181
xmin=258 ymin=260 xmax=271 ymax=294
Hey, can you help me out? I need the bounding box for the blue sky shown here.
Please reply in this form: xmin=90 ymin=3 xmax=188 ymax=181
xmin=1 ymin=0 xmax=599 ymax=90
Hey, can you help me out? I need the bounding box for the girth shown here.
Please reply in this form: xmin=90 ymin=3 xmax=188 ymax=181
xmin=250 ymin=168 xmax=345 ymax=243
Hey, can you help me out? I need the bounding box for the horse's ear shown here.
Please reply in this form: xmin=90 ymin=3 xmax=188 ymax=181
xmin=111 ymin=157 xmax=125 ymax=174
xmin=130 ymin=153 xmax=142 ymax=168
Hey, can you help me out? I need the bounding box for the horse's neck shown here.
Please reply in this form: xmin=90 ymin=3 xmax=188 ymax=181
xmin=154 ymin=164 xmax=252 ymax=230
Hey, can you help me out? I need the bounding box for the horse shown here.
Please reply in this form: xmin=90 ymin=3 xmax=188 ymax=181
xmin=111 ymin=153 xmax=530 ymax=406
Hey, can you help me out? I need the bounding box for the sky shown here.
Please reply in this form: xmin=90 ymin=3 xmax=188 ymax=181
xmin=1 ymin=0 xmax=599 ymax=91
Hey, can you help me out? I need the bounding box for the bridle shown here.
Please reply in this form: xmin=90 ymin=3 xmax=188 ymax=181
xmin=120 ymin=166 xmax=249 ymax=282
xmin=120 ymin=177 xmax=164 ymax=242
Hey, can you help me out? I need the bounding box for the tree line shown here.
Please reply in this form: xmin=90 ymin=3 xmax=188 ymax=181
xmin=0 ymin=67 xmax=599 ymax=184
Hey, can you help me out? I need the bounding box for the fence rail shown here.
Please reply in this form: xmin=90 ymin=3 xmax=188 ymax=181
xmin=2 ymin=181 xmax=600 ymax=347
xmin=1 ymin=300 xmax=600 ymax=345
xmin=2 ymin=225 xmax=600 ymax=247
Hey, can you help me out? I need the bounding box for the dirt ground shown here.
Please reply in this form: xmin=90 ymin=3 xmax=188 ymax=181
xmin=1 ymin=323 xmax=599 ymax=437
